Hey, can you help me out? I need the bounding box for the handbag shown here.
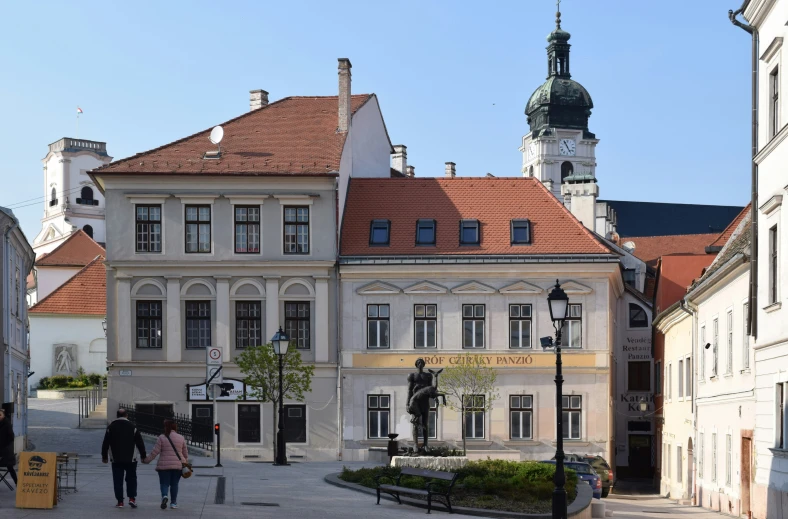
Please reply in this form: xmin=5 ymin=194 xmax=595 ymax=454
xmin=165 ymin=433 xmax=193 ymax=479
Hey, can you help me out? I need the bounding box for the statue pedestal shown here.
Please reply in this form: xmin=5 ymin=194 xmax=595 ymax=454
xmin=390 ymin=456 xmax=468 ymax=471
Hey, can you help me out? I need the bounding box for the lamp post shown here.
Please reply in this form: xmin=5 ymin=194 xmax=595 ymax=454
xmin=543 ymin=280 xmax=570 ymax=519
xmin=271 ymin=327 xmax=290 ymax=466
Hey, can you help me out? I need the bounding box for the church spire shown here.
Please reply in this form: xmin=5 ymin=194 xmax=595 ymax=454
xmin=547 ymin=0 xmax=571 ymax=79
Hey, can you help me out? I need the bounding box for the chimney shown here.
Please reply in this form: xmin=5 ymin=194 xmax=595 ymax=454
xmin=338 ymin=58 xmax=352 ymax=132
xmin=392 ymin=145 xmax=407 ymax=175
xmin=250 ymin=89 xmax=269 ymax=111
xmin=406 ymin=166 xmax=415 ymax=178
xmin=444 ymin=162 xmax=456 ymax=179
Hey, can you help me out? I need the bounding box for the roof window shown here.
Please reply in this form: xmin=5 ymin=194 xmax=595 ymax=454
xmin=511 ymin=219 xmax=531 ymax=245
xmin=369 ymin=220 xmax=390 ymax=246
xmin=416 ymin=219 xmax=436 ymax=246
xmin=460 ymin=220 xmax=480 ymax=245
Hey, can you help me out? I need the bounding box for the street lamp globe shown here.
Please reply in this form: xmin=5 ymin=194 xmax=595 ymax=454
xmin=547 ymin=280 xmax=569 ymax=326
xmin=271 ymin=327 xmax=290 ymax=356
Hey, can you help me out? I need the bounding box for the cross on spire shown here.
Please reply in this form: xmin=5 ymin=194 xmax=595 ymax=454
xmin=556 ymin=0 xmax=562 ymax=29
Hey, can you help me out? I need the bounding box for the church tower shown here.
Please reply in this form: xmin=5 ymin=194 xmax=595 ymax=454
xmin=519 ymin=6 xmax=600 ymax=231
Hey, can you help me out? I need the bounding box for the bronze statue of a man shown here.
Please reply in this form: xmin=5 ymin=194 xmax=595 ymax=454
xmin=407 ymin=358 xmax=445 ymax=452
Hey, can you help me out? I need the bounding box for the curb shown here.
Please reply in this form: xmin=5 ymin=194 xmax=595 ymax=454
xmin=324 ymin=472 xmax=592 ymax=519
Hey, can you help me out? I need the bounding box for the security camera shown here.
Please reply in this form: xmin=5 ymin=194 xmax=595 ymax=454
xmin=704 ymin=343 xmax=711 ymax=350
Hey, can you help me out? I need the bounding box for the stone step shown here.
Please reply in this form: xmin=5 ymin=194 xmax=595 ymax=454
xmin=80 ymin=418 xmax=108 ymax=429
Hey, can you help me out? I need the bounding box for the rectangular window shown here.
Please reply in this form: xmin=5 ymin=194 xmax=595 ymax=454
xmin=460 ymin=219 xmax=480 ymax=245
xmin=367 ymin=395 xmax=390 ymax=439
xmin=699 ymin=432 xmax=704 ymax=478
xmin=712 ymin=318 xmax=719 ymax=376
xmin=234 ymin=206 xmax=260 ymax=253
xmin=185 ymin=205 xmax=211 ymax=253
xmin=655 ymin=360 xmax=662 ymax=396
xmin=185 ymin=301 xmax=211 ymax=348
xmin=667 ymin=444 xmax=671 ymax=480
xmin=700 ymin=326 xmax=706 ymax=378
xmin=136 ymin=205 xmax=162 ymax=253
xmin=562 ymin=395 xmax=582 ymax=440
xmin=462 ymin=304 xmax=485 ymax=348
xmin=464 ymin=395 xmax=485 ymax=439
xmin=428 ymin=399 xmax=438 ymax=439
xmin=510 ymin=395 xmax=533 ymax=440
xmin=509 ymin=304 xmax=532 ymax=349
xmin=136 ymin=301 xmax=163 ymax=348
xmin=770 ymin=225 xmax=778 ymax=304
xmin=726 ymin=310 xmax=733 ymax=375
xmin=561 ymin=304 xmax=582 ymax=348
xmin=414 ymin=304 xmax=437 ymax=348
xmin=367 ymin=304 xmax=390 ymax=349
xmin=628 ymin=361 xmax=650 ymax=391
xmin=712 ymin=433 xmax=718 ymax=483
xmin=284 ymin=405 xmax=307 ymax=443
xmin=678 ymin=359 xmax=684 ymax=397
xmin=677 ymin=445 xmax=683 ymax=483
xmin=235 ymin=302 xmax=262 ymax=349
xmin=668 ymin=364 xmax=672 ymax=400
xmin=726 ymin=433 xmax=732 ymax=486
xmin=771 ymin=67 xmax=780 ymax=138
xmin=743 ymin=303 xmax=750 ymax=369
xmin=369 ymin=220 xmax=390 ymax=246
xmin=778 ymin=383 xmax=785 ymax=449
xmin=284 ymin=206 xmax=309 ymax=254
xmin=285 ymin=302 xmax=310 ymax=349
xmin=237 ymin=404 xmax=261 ymax=443
xmin=416 ymin=219 xmax=436 ymax=245
xmin=510 ymin=219 xmax=531 ymax=245
xmin=685 ymin=357 xmax=692 ymax=400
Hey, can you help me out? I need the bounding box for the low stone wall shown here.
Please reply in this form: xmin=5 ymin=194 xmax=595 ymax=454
xmin=390 ymin=455 xmax=469 ymax=471
xmin=36 ymin=389 xmax=89 ymax=399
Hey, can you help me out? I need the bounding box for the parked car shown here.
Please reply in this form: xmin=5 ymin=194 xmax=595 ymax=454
xmin=555 ymin=454 xmax=614 ymax=498
xmin=541 ymin=460 xmax=602 ymax=500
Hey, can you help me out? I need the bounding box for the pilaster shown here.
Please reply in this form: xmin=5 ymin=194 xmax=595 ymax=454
xmin=215 ymin=276 xmax=231 ymax=361
xmin=314 ymin=276 xmax=330 ymax=363
xmin=116 ymin=275 xmax=132 ymax=362
xmin=265 ymin=276 xmax=280 ymax=340
xmin=165 ymin=276 xmax=182 ymax=362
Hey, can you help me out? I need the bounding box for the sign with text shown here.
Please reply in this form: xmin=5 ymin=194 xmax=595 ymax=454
xmin=16 ymin=452 xmax=57 ymax=509
xmin=351 ymin=352 xmax=600 ymax=369
xmin=188 ymin=379 xmax=260 ymax=401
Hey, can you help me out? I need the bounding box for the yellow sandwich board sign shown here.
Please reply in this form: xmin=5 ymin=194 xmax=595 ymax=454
xmin=15 ymin=452 xmax=57 ymax=509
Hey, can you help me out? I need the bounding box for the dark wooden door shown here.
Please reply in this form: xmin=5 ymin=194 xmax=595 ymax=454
xmin=284 ymin=405 xmax=306 ymax=443
xmin=191 ymin=404 xmax=213 ymax=443
xmin=238 ymin=404 xmax=261 ymax=443
xmin=628 ymin=434 xmax=653 ymax=478
xmin=741 ymin=436 xmax=752 ymax=515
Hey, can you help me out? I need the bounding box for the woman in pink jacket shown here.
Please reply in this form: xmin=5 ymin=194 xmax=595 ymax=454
xmin=143 ymin=420 xmax=188 ymax=509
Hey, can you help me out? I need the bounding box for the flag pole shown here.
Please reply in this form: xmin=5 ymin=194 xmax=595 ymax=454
xmin=76 ymin=107 xmax=79 ymax=139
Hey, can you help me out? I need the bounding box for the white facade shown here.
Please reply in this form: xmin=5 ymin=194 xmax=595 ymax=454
xmin=32 ymin=138 xmax=111 ymax=255
xmin=519 ymin=128 xmax=598 ymax=200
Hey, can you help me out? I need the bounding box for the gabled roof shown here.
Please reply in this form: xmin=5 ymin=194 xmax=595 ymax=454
xmin=93 ymin=95 xmax=374 ymax=177
xmin=598 ymin=200 xmax=744 ymax=237
xmin=29 ymin=256 xmax=106 ymax=316
xmin=706 ymin=203 xmax=752 ymax=251
xmin=36 ymin=230 xmax=106 ymax=267
xmin=622 ymin=233 xmax=717 ymax=267
xmin=341 ymin=177 xmax=614 ymax=256
xmin=654 ymin=254 xmax=715 ymax=315
xmin=689 ymin=207 xmax=752 ymax=293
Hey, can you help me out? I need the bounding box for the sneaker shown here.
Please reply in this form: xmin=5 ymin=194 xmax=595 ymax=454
xmin=116 ymin=501 xmax=124 ymax=508
xmin=129 ymin=498 xmax=137 ymax=508
xmin=161 ymin=496 xmax=168 ymax=510
xmin=171 ymin=504 xmax=178 ymax=509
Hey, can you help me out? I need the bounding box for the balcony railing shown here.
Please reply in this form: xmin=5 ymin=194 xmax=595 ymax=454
xmin=76 ymin=198 xmax=99 ymax=206
xmin=48 ymin=138 xmax=108 ymax=156
xmin=49 ymin=199 xmax=58 ymax=207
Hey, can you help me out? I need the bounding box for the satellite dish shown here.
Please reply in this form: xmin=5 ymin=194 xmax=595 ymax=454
xmin=209 ymin=126 xmax=224 ymax=145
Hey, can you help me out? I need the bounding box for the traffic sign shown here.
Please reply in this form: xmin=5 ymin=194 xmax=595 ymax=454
xmin=207 ymin=365 xmax=223 ymax=385
xmin=207 ymin=347 xmax=222 ymax=365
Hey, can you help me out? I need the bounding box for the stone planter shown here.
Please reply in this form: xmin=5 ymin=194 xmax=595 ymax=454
xmin=390 ymin=455 xmax=469 ymax=471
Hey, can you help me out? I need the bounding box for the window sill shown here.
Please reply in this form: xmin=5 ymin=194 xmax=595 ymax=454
xmin=710 ymin=375 xmax=718 ymax=381
xmin=723 ymin=372 xmax=734 ymax=379
xmin=503 ymin=440 xmax=541 ymax=447
xmin=765 ymin=302 xmax=782 ymax=313
xmin=552 ymin=440 xmax=590 ymax=447
xmin=768 ymin=448 xmax=788 ymax=458
xmin=740 ymin=368 xmax=752 ymax=374
xmin=464 ymin=440 xmax=493 ymax=446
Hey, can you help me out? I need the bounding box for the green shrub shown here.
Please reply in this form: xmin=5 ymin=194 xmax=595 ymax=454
xmin=37 ymin=377 xmax=50 ymax=389
xmin=37 ymin=373 xmax=107 ymax=389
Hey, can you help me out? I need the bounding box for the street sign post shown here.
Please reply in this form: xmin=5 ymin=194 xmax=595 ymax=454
xmin=207 ymin=347 xmax=222 ymax=366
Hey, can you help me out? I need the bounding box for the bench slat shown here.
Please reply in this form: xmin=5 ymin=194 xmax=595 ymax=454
xmin=400 ymin=467 xmax=456 ymax=480
xmin=379 ymin=485 xmax=429 ymax=496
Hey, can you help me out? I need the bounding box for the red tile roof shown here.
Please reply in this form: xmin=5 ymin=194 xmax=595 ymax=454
xmin=622 ymin=234 xmax=717 ymax=267
xmin=94 ymin=95 xmax=374 ymax=177
xmin=654 ymin=254 xmax=715 ymax=315
xmin=707 ymin=203 xmax=751 ymax=250
xmin=341 ymin=177 xmax=614 ymax=256
xmin=29 ymin=256 xmax=106 ymax=315
xmin=36 ymin=230 xmax=106 ymax=267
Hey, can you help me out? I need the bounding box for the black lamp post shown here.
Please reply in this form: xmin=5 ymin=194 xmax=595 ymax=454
xmin=543 ymin=280 xmax=570 ymax=519
xmin=271 ymin=327 xmax=290 ymax=466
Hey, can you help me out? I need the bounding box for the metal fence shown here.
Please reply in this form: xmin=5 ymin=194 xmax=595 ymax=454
xmin=118 ymin=402 xmax=214 ymax=452
xmin=78 ymin=385 xmax=104 ymax=428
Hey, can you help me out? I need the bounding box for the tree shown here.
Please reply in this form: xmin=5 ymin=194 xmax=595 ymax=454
xmin=235 ymin=343 xmax=315 ymax=461
xmin=440 ymin=353 xmax=499 ymax=455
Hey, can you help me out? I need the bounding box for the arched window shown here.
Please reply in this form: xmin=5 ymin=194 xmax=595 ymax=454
xmin=561 ymin=161 xmax=574 ymax=183
xmin=528 ymin=165 xmax=534 ymax=177
xmin=629 ymin=303 xmax=649 ymax=328
xmin=78 ymin=186 xmax=97 ymax=206
xmin=83 ymin=225 xmax=94 ymax=239
xmin=49 ymin=187 xmax=58 ymax=207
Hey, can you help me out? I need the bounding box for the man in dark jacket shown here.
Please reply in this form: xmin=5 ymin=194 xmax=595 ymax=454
xmin=0 ymin=409 xmax=17 ymax=486
xmin=102 ymin=408 xmax=147 ymax=508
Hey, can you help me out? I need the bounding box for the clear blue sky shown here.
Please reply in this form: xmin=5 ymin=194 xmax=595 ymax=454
xmin=0 ymin=0 xmax=752 ymax=240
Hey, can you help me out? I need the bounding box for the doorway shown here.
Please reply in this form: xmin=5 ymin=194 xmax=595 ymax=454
xmin=191 ymin=404 xmax=213 ymax=444
xmin=741 ymin=436 xmax=752 ymax=516
xmin=238 ymin=404 xmax=261 ymax=443
xmin=628 ymin=435 xmax=653 ymax=478
xmin=284 ymin=405 xmax=307 ymax=443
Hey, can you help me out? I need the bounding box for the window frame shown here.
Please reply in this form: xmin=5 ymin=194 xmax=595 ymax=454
xmin=283 ymin=205 xmax=310 ymax=255
xmin=285 ymin=301 xmax=311 ymax=350
xmin=136 ymin=300 xmax=163 ymax=349
xmin=509 ymin=304 xmax=533 ymax=349
xmin=510 ymin=394 xmax=533 ymax=440
xmin=778 ymin=383 xmax=786 ymax=449
xmin=726 ymin=310 xmax=733 ymax=375
xmin=366 ymin=304 xmax=390 ymax=349
xmin=677 ymin=445 xmax=683 ymax=484
xmin=712 ymin=318 xmax=719 ymax=377
xmin=415 ymin=219 xmax=437 ymax=246
xmin=185 ymin=300 xmax=211 ymax=349
xmin=771 ymin=66 xmax=780 ymax=138
xmin=685 ymin=356 xmax=692 ymax=401
xmin=628 ymin=360 xmax=651 ymax=392
xmin=561 ymin=395 xmax=582 ymax=440
xmin=678 ymin=359 xmax=684 ymax=398
xmin=712 ymin=432 xmax=718 ymax=483
xmin=235 ymin=301 xmax=262 ymax=349
xmin=135 ymin=204 xmax=163 ymax=253
xmin=561 ymin=304 xmax=582 ymax=348
xmin=700 ymin=325 xmax=706 ymax=379
xmin=743 ymin=303 xmax=750 ymax=370
xmin=510 ymin=219 xmax=531 ymax=245
xmin=726 ymin=433 xmax=732 ymax=486
xmin=367 ymin=394 xmax=390 ymax=439
xmin=770 ymin=225 xmax=778 ymax=304
xmin=414 ymin=304 xmax=437 ymax=349
xmin=459 ymin=219 xmax=480 ymax=245
xmin=464 ymin=395 xmax=485 ymax=439
xmin=428 ymin=398 xmax=438 ymax=440
xmin=462 ymin=304 xmax=486 ymax=349
xmin=185 ymin=204 xmax=212 ymax=254
xmin=233 ymin=205 xmax=261 ymax=254
xmin=76 ymin=186 xmax=98 ymax=206
xmin=369 ymin=219 xmax=391 ymax=246
xmin=629 ymin=303 xmax=648 ymax=328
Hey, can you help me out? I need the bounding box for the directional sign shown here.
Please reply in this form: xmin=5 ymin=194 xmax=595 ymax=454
xmin=207 ymin=365 xmax=223 ymax=385
xmin=207 ymin=347 xmax=222 ymax=366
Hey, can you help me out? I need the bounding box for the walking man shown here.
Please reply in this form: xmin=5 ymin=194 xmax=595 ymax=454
xmin=0 ymin=409 xmax=17 ymax=487
xmin=102 ymin=408 xmax=147 ymax=508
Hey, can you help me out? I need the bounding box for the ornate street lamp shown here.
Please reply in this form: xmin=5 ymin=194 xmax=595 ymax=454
xmin=271 ymin=327 xmax=290 ymax=466
xmin=542 ymin=280 xmax=570 ymax=519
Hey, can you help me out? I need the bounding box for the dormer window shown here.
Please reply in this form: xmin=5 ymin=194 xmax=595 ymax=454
xmin=369 ymin=220 xmax=390 ymax=246
xmin=416 ymin=219 xmax=436 ymax=246
xmin=460 ymin=220 xmax=480 ymax=245
xmin=511 ymin=219 xmax=531 ymax=245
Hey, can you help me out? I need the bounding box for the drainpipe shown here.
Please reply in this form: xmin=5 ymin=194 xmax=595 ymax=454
xmin=3 ymin=220 xmax=18 ymax=414
xmin=680 ymin=298 xmax=698 ymax=504
xmin=729 ymin=1 xmax=758 ymax=339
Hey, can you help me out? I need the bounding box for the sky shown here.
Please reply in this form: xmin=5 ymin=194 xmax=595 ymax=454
xmin=0 ymin=0 xmax=753 ymax=241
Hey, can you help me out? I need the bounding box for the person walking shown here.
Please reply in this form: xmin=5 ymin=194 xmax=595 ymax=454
xmin=143 ymin=420 xmax=188 ymax=510
xmin=0 ymin=409 xmax=17 ymax=487
xmin=102 ymin=408 xmax=147 ymax=508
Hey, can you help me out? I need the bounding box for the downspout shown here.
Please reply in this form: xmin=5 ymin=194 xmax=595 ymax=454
xmin=729 ymin=1 xmax=758 ymax=339
xmin=3 ymin=220 xmax=18 ymax=410
xmin=680 ymin=298 xmax=697 ymax=504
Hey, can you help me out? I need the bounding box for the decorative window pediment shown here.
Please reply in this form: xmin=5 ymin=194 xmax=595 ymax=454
xmin=403 ymin=281 xmax=448 ymax=294
xmin=451 ymin=281 xmax=496 ymax=294
xmin=558 ymin=280 xmax=593 ymax=295
xmin=499 ymin=281 xmax=544 ymax=295
xmin=357 ymin=281 xmax=401 ymax=295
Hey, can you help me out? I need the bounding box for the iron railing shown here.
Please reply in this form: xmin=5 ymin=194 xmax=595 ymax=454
xmin=118 ymin=403 xmax=213 ymax=452
xmin=78 ymin=385 xmax=104 ymax=428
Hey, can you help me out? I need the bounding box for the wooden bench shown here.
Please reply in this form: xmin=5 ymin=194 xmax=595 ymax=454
xmin=376 ymin=466 xmax=459 ymax=514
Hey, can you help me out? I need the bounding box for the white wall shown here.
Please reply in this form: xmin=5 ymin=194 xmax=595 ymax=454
xmin=36 ymin=266 xmax=81 ymax=300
